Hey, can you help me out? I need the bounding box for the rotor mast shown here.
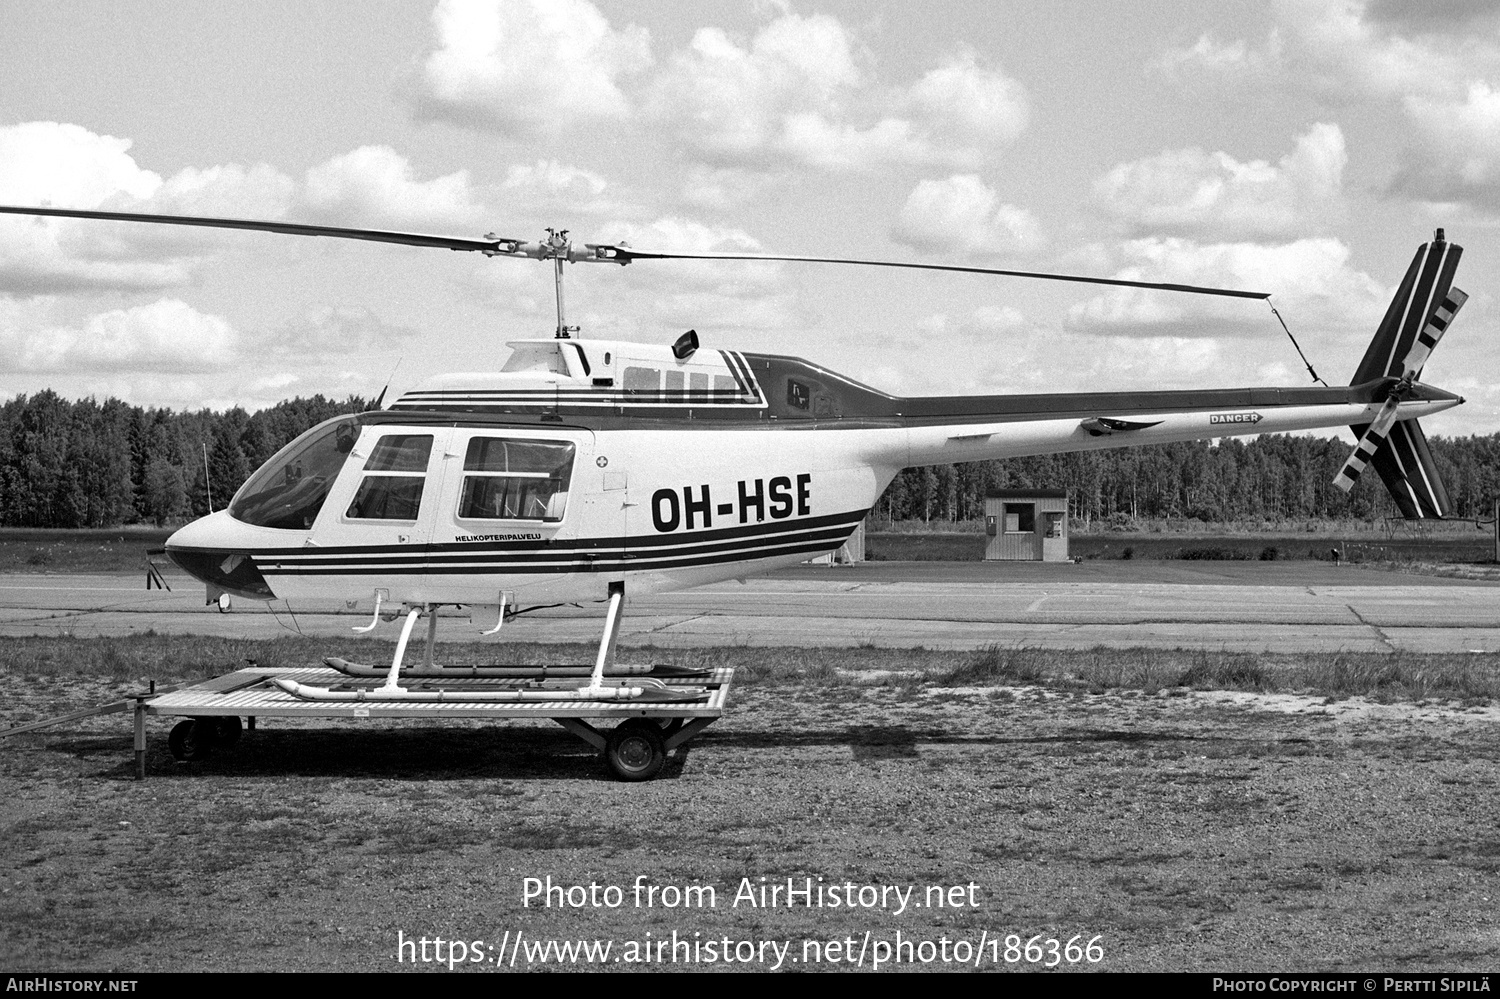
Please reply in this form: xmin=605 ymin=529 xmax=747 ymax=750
xmin=546 ymin=229 xmax=578 ymax=339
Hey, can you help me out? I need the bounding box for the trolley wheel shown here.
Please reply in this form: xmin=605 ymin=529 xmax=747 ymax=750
xmin=214 ymin=716 xmax=243 ymax=749
xmin=167 ymin=718 xmax=216 ymax=761
xmin=605 ymin=719 xmax=667 ymax=782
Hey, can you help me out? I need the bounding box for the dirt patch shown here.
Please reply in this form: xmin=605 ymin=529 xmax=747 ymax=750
xmin=2 ymin=661 xmax=1498 ymax=973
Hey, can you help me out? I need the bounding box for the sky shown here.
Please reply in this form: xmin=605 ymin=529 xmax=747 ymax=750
xmin=0 ymin=0 xmax=1498 ymax=438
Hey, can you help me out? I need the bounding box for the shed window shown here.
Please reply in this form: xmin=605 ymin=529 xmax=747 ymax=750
xmin=1004 ymin=503 xmax=1035 ymax=533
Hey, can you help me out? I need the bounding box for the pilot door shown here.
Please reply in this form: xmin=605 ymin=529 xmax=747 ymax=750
xmin=304 ymin=425 xmax=452 ymax=601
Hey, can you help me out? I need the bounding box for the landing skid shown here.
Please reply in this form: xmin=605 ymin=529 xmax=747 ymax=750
xmin=321 ymin=659 xmax=710 ymax=680
xmin=276 ymin=581 xmax=695 ymax=705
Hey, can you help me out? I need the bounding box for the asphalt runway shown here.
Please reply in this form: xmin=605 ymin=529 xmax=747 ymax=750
xmin=1 ymin=561 xmax=1497 ymax=652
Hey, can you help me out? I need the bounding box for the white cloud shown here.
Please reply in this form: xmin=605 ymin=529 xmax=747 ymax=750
xmin=0 ymin=122 xmax=160 ymax=206
xmin=907 ymin=51 xmax=1029 ymax=147
xmin=301 ymin=146 xmax=485 ymax=229
xmin=3 ymin=299 xmax=239 ymax=374
xmin=415 ymin=0 xmax=652 ymax=137
xmin=1153 ymin=1 xmax=1500 ymax=210
xmin=0 ymin=122 xmax=295 ymax=293
xmin=265 ymin=305 xmax=417 ymax=356
xmin=1065 ymin=237 xmax=1387 ymax=354
xmin=1095 ymin=123 xmax=1347 ymax=240
xmin=497 ymin=159 xmax=625 ymax=218
xmin=646 ymin=14 xmax=1027 ymax=172
xmin=1394 ymin=82 xmax=1500 ymax=206
xmin=1153 ymin=32 xmax=1281 ymax=77
xmin=140 ymin=163 xmax=294 ymax=219
xmin=891 ymin=175 xmax=1043 ymax=257
xmin=645 ymin=14 xmax=863 ymax=167
xmin=678 ymin=166 xmax=774 ymax=210
xmin=595 ymin=216 xmax=779 ymax=288
xmin=503 ymin=160 xmax=607 ymax=198
xmin=579 ymin=217 xmax=798 ymax=334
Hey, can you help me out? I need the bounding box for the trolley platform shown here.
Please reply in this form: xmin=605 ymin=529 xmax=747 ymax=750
xmin=124 ymin=662 xmax=734 ymax=782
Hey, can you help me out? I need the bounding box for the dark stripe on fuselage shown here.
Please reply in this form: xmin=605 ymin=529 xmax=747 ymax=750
xmin=254 ymin=526 xmax=862 ymax=576
xmin=258 ymin=523 xmax=860 ymax=572
xmin=203 ymin=509 xmax=869 ymax=577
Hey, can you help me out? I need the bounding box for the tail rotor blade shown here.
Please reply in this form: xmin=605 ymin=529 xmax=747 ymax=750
xmin=1333 ymin=397 xmax=1401 ymax=493
xmin=1402 ymin=287 xmax=1467 ymax=381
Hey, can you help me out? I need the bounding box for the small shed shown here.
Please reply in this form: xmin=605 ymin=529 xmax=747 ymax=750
xmin=808 ymin=518 xmax=866 ymax=565
xmin=984 ymin=489 xmax=1069 ymax=561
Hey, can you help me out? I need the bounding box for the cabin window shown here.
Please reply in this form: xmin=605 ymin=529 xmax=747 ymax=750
xmin=457 ymin=437 xmax=575 ymax=521
xmin=714 ymin=374 xmax=738 ymax=398
xmin=665 ymin=369 xmax=685 ymax=392
xmin=568 ymin=343 xmax=591 ymax=376
xmin=1004 ymin=503 xmax=1035 ymax=534
xmin=346 ymin=434 xmax=432 ymax=520
xmin=623 ymin=366 xmax=661 ymax=396
xmin=786 ymin=379 xmax=810 ymax=410
xmin=229 ymin=417 xmax=360 ymax=530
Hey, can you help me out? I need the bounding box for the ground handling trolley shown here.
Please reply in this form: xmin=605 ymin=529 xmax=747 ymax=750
xmin=3 ymin=660 xmax=734 ymax=783
xmin=153 ymin=658 xmax=730 ymax=782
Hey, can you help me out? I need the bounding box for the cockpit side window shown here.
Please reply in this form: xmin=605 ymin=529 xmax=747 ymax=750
xmin=228 ymin=417 xmax=360 ymax=530
xmin=346 ymin=434 xmax=433 ymax=521
xmin=457 ymin=437 xmax=575 ymax=522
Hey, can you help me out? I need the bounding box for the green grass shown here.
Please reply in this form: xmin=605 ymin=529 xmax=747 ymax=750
xmin=1 ymin=635 xmax=1495 ymax=708
xmin=0 ymin=527 xmax=173 ymax=573
xmin=933 ymin=644 xmax=1500 ymax=702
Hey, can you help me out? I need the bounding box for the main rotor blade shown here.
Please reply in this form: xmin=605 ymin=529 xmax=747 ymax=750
xmin=605 ymin=247 xmax=1271 ymax=300
xmin=0 ymin=205 xmax=511 ymax=253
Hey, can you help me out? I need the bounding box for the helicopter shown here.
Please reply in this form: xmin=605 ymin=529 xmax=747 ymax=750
xmin=0 ymin=205 xmax=1470 ymax=701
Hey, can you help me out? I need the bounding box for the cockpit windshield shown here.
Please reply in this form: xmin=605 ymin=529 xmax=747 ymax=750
xmin=228 ymin=416 xmax=363 ymax=530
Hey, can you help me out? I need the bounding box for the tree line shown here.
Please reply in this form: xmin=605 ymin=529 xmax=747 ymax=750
xmin=0 ymin=390 xmax=1495 ymax=528
xmin=0 ymin=391 xmax=367 ymax=528
xmin=880 ymin=434 xmax=1500 ymax=526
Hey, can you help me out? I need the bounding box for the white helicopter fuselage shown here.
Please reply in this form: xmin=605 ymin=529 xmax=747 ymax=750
xmin=164 ymin=335 xmax=1461 ymax=611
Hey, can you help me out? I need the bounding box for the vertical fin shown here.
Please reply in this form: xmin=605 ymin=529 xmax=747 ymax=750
xmin=1351 ymin=235 xmax=1461 ymax=384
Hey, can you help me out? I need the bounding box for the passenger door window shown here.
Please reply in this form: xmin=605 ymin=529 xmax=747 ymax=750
xmin=457 ymin=437 xmax=576 ymax=522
